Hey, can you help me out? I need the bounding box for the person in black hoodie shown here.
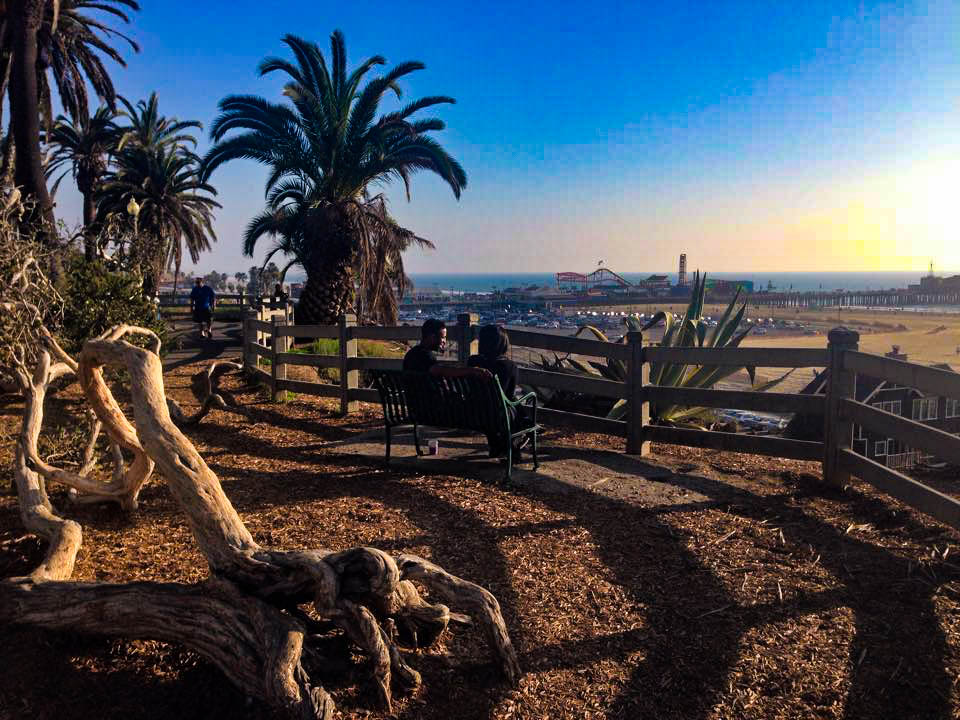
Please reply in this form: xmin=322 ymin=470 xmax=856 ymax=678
xmin=468 ymin=324 xmax=519 ymax=398
xmin=468 ymin=325 xmax=531 ymax=455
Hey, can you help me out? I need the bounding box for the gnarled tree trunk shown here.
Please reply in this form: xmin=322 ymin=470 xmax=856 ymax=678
xmin=2 ymin=326 xmax=519 ymax=717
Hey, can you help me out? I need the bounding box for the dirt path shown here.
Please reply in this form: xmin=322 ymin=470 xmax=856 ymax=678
xmin=162 ymin=319 xmax=243 ymax=372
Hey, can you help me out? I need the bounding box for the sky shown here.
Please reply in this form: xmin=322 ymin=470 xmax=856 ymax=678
xmin=50 ymin=0 xmax=960 ymax=276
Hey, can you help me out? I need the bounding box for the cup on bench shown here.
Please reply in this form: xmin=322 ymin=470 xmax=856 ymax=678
xmin=428 ymin=439 xmax=439 ymax=455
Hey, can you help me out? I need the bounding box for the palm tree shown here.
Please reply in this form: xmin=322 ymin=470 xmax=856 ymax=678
xmin=115 ymin=92 xmax=202 ymax=152
xmin=45 ymin=106 xmax=118 ymax=259
xmin=98 ymin=134 xmax=219 ymax=296
xmin=1 ymin=0 xmax=138 ymax=232
xmin=201 ymin=31 xmax=466 ymax=325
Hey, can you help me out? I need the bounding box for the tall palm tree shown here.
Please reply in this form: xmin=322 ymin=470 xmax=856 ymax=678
xmin=1 ymin=0 xmax=138 ymax=233
xmin=98 ymin=132 xmax=219 ymax=295
xmin=45 ymin=105 xmax=118 ymax=259
xmin=115 ymin=92 xmax=202 ymax=152
xmin=201 ymin=31 xmax=466 ymax=325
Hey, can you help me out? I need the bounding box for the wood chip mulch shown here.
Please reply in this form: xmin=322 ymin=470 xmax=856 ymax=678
xmin=1 ymin=360 xmax=959 ymax=720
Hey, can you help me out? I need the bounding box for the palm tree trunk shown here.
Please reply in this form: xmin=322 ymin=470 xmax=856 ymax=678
xmin=8 ymin=0 xmax=56 ymax=237
xmin=0 ymin=126 xmax=14 ymax=188
xmin=81 ymin=189 xmax=97 ymax=260
xmin=172 ymin=257 xmax=181 ymax=300
xmin=296 ymin=256 xmax=353 ymax=326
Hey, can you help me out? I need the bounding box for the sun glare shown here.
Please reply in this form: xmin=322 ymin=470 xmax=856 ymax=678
xmin=896 ymin=155 xmax=960 ymax=271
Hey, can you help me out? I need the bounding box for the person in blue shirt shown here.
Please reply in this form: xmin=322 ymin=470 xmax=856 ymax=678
xmin=189 ymin=277 xmax=216 ymax=338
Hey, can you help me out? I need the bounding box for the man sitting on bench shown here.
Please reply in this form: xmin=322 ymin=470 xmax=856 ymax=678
xmin=403 ymin=318 xmax=491 ymax=380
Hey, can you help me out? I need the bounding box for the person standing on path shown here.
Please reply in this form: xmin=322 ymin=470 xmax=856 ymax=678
xmin=190 ymin=277 xmax=216 ymax=338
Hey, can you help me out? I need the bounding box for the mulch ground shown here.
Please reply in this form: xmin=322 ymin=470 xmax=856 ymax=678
xmin=1 ymin=359 xmax=960 ymax=720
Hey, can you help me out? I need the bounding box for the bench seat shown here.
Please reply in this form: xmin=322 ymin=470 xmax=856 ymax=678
xmin=371 ymin=370 xmax=540 ymax=480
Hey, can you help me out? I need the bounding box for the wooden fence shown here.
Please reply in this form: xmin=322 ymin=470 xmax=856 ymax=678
xmin=158 ymin=291 xmax=249 ymax=308
xmin=241 ymin=314 xmax=960 ymax=531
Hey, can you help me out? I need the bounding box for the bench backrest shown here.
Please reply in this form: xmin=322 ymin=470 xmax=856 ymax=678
xmin=372 ymin=371 xmax=511 ymax=436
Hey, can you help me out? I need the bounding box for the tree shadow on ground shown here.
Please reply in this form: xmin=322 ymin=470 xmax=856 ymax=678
xmin=1 ymin=409 xmax=956 ymax=719
xmin=201 ymin=455 xmax=743 ymax=720
xmin=186 ymin=415 xmax=958 ymax=718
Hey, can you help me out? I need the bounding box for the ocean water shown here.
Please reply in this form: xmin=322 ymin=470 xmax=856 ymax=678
xmin=407 ymin=272 xmax=939 ymax=294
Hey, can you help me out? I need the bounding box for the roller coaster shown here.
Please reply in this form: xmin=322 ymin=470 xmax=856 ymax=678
xmin=555 ymin=267 xmax=633 ymax=291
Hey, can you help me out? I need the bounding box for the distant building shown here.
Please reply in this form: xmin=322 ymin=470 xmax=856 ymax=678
xmin=637 ymin=274 xmax=671 ymax=293
xmin=678 ymin=254 xmax=688 ymax=287
xmin=705 ymin=279 xmax=754 ymax=294
xmin=911 ymin=275 xmax=960 ymax=292
xmin=787 ymin=347 xmax=960 ymax=470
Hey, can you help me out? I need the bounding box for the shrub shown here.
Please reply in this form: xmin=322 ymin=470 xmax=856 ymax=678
xmin=60 ymin=258 xmax=167 ymax=354
xmin=290 ymin=338 xmax=402 ymax=383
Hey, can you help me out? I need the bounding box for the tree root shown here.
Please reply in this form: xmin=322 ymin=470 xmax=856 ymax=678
xmin=2 ymin=327 xmax=520 ymax=717
xmin=0 ymin=578 xmax=336 ymax=720
xmin=167 ymin=360 xmax=250 ymax=426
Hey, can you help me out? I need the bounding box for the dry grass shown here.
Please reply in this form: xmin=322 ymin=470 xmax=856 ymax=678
xmin=1 ymin=360 xmax=959 ymax=719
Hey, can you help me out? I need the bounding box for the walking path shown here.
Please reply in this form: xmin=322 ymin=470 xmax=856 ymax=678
xmin=162 ymin=318 xmax=243 ymax=372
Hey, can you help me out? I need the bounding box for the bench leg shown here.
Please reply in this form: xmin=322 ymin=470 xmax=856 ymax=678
xmin=532 ymin=429 xmax=539 ymax=471
xmin=504 ymin=443 xmax=513 ymax=482
xmin=413 ymin=423 xmax=423 ymax=456
xmin=385 ymin=425 xmax=392 ymax=466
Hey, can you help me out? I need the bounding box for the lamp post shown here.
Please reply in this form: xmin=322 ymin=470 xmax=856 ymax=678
xmin=126 ymin=196 xmax=140 ymax=237
xmin=126 ymin=197 xmax=149 ymax=296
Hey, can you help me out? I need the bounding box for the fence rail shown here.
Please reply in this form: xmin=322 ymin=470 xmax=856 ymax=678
xmin=519 ymin=367 xmax=627 ymax=399
xmin=645 ymin=426 xmax=824 ymax=461
xmin=839 ymin=450 xmax=960 ymax=530
xmin=240 ymin=313 xmax=960 ymax=531
xmin=644 ymin=385 xmax=823 ymax=414
xmin=841 ymin=400 xmax=960 ymax=467
xmin=645 ymin=346 xmax=829 ymax=367
xmin=158 ymin=292 xmax=247 ymax=307
xmin=845 ymin=351 xmax=960 ymax=400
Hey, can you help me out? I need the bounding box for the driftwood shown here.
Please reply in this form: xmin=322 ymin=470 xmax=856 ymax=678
xmin=2 ymin=326 xmax=519 ymax=717
xmin=167 ymin=359 xmax=250 ymax=426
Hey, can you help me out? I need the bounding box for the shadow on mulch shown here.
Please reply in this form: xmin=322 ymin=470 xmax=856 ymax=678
xmin=212 ymin=436 xmax=959 ymax=719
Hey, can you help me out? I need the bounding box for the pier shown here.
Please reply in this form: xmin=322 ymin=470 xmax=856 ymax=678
xmin=747 ymin=288 xmax=960 ymax=309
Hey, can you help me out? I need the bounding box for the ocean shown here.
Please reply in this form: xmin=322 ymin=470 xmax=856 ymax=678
xmin=406 ymin=272 xmax=940 ymax=294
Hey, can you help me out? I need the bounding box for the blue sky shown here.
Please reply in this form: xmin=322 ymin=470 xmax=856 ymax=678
xmin=51 ymin=0 xmax=960 ymax=275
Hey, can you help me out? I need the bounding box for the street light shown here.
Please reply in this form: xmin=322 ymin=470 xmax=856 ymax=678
xmin=126 ymin=197 xmax=140 ymax=237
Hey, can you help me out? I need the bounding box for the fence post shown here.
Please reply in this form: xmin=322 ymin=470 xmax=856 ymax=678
xmin=339 ymin=313 xmax=358 ymax=415
xmin=626 ymin=330 xmax=649 ymax=456
xmin=243 ymin=307 xmax=257 ymax=372
xmin=271 ymin=316 xmax=289 ymax=402
xmin=823 ymin=326 xmax=859 ymax=488
xmin=456 ymin=313 xmax=478 ymax=364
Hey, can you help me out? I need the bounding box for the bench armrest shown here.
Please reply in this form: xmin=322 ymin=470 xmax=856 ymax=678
xmin=510 ymin=391 xmax=538 ymax=407
xmin=508 ymin=390 xmax=538 ymax=428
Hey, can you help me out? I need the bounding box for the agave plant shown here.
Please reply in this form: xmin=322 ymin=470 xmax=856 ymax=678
xmin=530 ymin=271 xmax=791 ymax=427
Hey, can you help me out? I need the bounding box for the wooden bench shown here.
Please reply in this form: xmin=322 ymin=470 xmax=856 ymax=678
xmin=371 ymin=371 xmax=541 ymax=480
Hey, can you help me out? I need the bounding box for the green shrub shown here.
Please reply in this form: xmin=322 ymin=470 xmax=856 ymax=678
xmin=288 ymin=338 xmax=402 ymax=383
xmin=298 ymin=338 xmax=401 ymax=358
xmin=60 ymin=259 xmax=168 ymax=355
